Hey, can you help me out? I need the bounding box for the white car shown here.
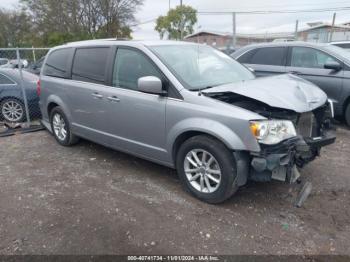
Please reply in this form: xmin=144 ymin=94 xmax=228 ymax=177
xmin=0 ymin=59 xmax=28 ymax=68
xmin=330 ymin=41 xmax=350 ymax=51
xmin=0 ymin=58 xmax=10 ymax=67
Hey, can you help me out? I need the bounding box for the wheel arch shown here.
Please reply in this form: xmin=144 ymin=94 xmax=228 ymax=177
xmin=168 ymin=118 xmax=255 ymax=165
xmin=0 ymin=95 xmax=24 ymax=104
xmin=45 ymin=95 xmax=72 ymax=122
xmin=343 ymin=95 xmax=350 ymax=115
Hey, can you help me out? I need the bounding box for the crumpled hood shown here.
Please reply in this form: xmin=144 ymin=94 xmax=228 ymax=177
xmin=203 ymin=74 xmax=328 ymax=113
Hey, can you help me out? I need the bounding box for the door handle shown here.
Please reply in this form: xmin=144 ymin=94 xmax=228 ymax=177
xmin=107 ymin=96 xmax=120 ymax=102
xmin=288 ymin=71 xmax=301 ymax=75
xmin=92 ymin=93 xmax=103 ymax=99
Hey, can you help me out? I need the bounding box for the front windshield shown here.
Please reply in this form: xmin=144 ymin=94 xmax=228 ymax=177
xmin=150 ymin=44 xmax=255 ymax=91
xmin=324 ymin=45 xmax=350 ymax=61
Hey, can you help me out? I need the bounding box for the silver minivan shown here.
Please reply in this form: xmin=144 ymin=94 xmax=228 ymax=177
xmin=39 ymin=40 xmax=335 ymax=203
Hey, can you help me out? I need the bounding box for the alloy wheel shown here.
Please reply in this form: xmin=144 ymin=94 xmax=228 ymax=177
xmin=52 ymin=113 xmax=67 ymax=141
xmin=184 ymin=149 xmax=222 ymax=193
xmin=1 ymin=99 xmax=24 ymax=122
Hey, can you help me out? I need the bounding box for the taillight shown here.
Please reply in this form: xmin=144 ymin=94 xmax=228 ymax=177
xmin=37 ymin=79 xmax=41 ymax=96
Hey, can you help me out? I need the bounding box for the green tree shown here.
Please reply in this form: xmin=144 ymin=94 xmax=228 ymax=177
xmin=18 ymin=0 xmax=143 ymax=46
xmin=0 ymin=8 xmax=33 ymax=47
xmin=155 ymin=5 xmax=197 ymax=40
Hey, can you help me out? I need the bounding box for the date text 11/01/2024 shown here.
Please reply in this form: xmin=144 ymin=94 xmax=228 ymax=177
xmin=127 ymin=255 xmax=219 ymax=261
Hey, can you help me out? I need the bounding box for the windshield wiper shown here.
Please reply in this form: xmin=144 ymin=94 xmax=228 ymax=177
xmin=191 ymin=86 xmax=215 ymax=92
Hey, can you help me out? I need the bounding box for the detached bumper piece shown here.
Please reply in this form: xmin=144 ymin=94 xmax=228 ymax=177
xmin=249 ymin=130 xmax=336 ymax=184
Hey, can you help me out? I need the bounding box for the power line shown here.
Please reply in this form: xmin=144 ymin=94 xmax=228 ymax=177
xmin=130 ymin=18 xmax=158 ymax=27
xmin=197 ymin=6 xmax=350 ymax=15
xmin=130 ymin=6 xmax=350 ymax=27
xmin=203 ymin=1 xmax=350 ymax=11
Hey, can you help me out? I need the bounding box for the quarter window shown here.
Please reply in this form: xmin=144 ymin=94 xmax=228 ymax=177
xmin=236 ymin=49 xmax=257 ymax=64
xmin=112 ymin=48 xmax=163 ymax=90
xmin=43 ymin=48 xmax=72 ymax=78
xmin=0 ymin=74 xmax=15 ymax=85
xmin=72 ymin=47 xmax=110 ymax=84
xmin=290 ymin=47 xmax=337 ymax=69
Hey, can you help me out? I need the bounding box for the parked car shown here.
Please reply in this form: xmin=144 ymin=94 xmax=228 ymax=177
xmin=272 ymin=38 xmax=295 ymax=42
xmin=26 ymin=56 xmax=45 ymax=75
xmin=330 ymin=41 xmax=350 ymax=51
xmin=1 ymin=59 xmax=29 ymax=69
xmin=232 ymin=41 xmax=350 ymax=126
xmin=0 ymin=58 xmax=10 ymax=67
xmin=39 ymin=40 xmax=335 ymax=203
xmin=0 ymin=68 xmax=40 ymax=122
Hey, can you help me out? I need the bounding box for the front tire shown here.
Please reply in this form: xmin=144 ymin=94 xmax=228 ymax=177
xmin=50 ymin=107 xmax=79 ymax=146
xmin=345 ymin=102 xmax=350 ymax=127
xmin=176 ymin=135 xmax=238 ymax=204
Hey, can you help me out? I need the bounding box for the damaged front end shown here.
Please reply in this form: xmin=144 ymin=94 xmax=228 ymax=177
xmin=205 ymin=92 xmax=336 ymax=184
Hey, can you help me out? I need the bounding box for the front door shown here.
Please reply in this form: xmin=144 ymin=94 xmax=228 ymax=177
xmin=103 ymin=47 xmax=167 ymax=162
xmin=286 ymin=46 xmax=344 ymax=106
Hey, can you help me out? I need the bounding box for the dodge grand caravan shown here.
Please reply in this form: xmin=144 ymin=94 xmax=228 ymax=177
xmin=39 ymin=40 xmax=336 ymax=203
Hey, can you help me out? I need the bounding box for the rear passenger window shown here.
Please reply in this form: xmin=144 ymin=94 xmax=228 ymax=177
xmin=0 ymin=74 xmax=15 ymax=85
xmin=112 ymin=48 xmax=163 ymax=90
xmin=43 ymin=48 xmax=72 ymax=78
xmin=248 ymin=47 xmax=286 ymax=66
xmin=72 ymin=47 xmax=109 ymax=84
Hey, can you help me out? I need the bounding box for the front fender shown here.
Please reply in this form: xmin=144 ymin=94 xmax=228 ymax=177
xmin=167 ymin=117 xmax=260 ymax=154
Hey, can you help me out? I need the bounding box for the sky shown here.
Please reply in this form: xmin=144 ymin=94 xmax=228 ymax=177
xmin=1 ymin=0 xmax=350 ymax=39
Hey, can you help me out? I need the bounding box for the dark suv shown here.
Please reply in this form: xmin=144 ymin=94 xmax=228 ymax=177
xmin=232 ymin=42 xmax=350 ymax=126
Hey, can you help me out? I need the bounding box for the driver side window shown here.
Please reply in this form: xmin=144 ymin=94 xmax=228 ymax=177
xmin=291 ymin=47 xmax=336 ymax=69
xmin=112 ymin=48 xmax=163 ymax=90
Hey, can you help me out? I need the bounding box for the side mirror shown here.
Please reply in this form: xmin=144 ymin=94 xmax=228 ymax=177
xmin=138 ymin=76 xmax=165 ymax=95
xmin=324 ymin=61 xmax=342 ymax=71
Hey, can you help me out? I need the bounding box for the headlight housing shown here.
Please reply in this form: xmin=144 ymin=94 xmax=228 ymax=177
xmin=250 ymin=120 xmax=297 ymax=145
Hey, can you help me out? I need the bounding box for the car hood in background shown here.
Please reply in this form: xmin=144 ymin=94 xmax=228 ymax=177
xmin=203 ymin=74 xmax=327 ymax=113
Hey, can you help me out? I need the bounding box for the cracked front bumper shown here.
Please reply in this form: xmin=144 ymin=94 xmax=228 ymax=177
xmin=248 ymin=130 xmax=336 ymax=183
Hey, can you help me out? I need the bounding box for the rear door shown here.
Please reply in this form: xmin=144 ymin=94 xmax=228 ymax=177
xmin=237 ymin=47 xmax=287 ymax=77
xmin=67 ymin=46 xmax=116 ymax=143
xmin=286 ymin=46 xmax=344 ymax=105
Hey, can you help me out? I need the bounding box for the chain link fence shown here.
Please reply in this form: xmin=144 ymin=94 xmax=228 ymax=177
xmin=0 ymin=48 xmax=49 ymax=133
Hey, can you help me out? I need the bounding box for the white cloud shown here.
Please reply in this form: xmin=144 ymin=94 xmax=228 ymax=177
xmin=0 ymin=0 xmax=20 ymax=9
xmin=132 ymin=0 xmax=350 ymax=39
xmin=1 ymin=0 xmax=350 ymax=39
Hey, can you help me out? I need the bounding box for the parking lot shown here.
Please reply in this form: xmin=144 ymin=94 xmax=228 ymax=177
xmin=0 ymin=126 xmax=349 ymax=255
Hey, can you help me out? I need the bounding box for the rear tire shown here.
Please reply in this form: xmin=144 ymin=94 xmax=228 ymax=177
xmin=176 ymin=135 xmax=238 ymax=204
xmin=345 ymin=102 xmax=350 ymax=127
xmin=50 ymin=107 xmax=79 ymax=146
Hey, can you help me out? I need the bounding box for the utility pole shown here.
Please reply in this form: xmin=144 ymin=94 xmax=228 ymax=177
xmin=232 ymin=12 xmax=236 ymax=48
xmin=169 ymin=0 xmax=171 ymax=11
xmin=329 ymin=12 xmax=336 ymax=42
xmin=294 ymin=20 xmax=299 ymax=40
xmin=180 ymin=0 xmax=184 ymax=40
